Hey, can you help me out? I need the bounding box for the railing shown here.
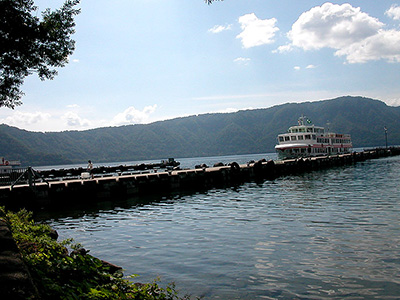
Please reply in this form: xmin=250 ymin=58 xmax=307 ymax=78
xmin=0 ymin=168 xmax=28 ymax=186
xmin=0 ymin=167 xmax=48 ymax=188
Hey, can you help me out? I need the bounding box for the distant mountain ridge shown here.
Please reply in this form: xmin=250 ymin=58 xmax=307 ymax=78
xmin=1 ymin=96 xmax=399 ymax=166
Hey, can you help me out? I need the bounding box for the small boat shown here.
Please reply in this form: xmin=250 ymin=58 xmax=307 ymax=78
xmin=275 ymin=116 xmax=352 ymax=160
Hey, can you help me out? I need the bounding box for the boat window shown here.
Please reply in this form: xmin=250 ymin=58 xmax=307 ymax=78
xmin=307 ymin=128 xmax=313 ymax=132
xmin=299 ymin=128 xmax=306 ymax=132
xmin=320 ymin=138 xmax=329 ymax=143
xmin=285 ymin=136 xmax=290 ymax=141
xmin=298 ymin=135 xmax=304 ymax=140
xmin=279 ymin=136 xmax=284 ymax=142
xmin=305 ymin=134 xmax=311 ymax=139
xmin=291 ymin=136 xmax=297 ymax=141
xmin=312 ymin=135 xmax=316 ymax=140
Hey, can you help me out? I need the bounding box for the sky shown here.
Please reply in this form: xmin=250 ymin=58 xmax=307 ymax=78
xmin=2 ymin=0 xmax=400 ymax=132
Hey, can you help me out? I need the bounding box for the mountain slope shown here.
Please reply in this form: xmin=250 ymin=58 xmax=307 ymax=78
xmin=1 ymin=96 xmax=399 ymax=166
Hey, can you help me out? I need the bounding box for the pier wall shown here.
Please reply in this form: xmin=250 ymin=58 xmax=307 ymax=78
xmin=0 ymin=148 xmax=399 ymax=209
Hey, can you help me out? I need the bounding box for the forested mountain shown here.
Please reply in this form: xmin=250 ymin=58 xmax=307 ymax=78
xmin=1 ymin=96 xmax=399 ymax=166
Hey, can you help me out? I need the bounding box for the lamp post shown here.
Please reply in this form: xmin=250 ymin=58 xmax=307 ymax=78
xmin=384 ymin=126 xmax=388 ymax=149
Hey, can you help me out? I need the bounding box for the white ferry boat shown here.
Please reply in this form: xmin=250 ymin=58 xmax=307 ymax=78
xmin=275 ymin=116 xmax=352 ymax=159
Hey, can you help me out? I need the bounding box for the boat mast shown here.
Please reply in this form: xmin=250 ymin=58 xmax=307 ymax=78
xmin=298 ymin=115 xmax=312 ymax=126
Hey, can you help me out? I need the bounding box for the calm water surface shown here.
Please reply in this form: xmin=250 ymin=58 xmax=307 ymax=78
xmin=39 ymin=154 xmax=400 ymax=299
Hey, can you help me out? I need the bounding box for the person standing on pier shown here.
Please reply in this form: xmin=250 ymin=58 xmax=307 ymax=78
xmin=87 ymin=160 xmax=94 ymax=179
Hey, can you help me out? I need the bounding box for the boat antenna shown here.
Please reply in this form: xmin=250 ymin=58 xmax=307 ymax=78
xmin=298 ymin=115 xmax=303 ymax=125
xmin=326 ymin=120 xmax=331 ymax=132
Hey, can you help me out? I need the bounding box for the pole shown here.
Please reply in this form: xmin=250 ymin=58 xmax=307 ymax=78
xmin=384 ymin=126 xmax=388 ymax=149
xmin=28 ymin=167 xmax=33 ymax=187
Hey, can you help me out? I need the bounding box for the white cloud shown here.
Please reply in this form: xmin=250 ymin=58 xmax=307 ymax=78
xmin=385 ymin=97 xmax=400 ymax=106
xmin=336 ymin=29 xmax=400 ymax=63
xmin=386 ymin=4 xmax=400 ymax=21
xmin=216 ymin=107 xmax=240 ymax=114
xmin=2 ymin=111 xmax=51 ymax=126
xmin=275 ymin=44 xmax=293 ymax=53
xmin=62 ymin=112 xmax=91 ymax=128
xmin=0 ymin=110 xmax=92 ymax=132
xmin=66 ymin=104 xmax=80 ymax=108
xmin=208 ymin=24 xmax=232 ymax=33
xmin=68 ymin=56 xmax=79 ymax=63
xmin=293 ymin=65 xmax=316 ymax=71
xmin=234 ymin=57 xmax=251 ymax=65
xmin=280 ymin=2 xmax=400 ymax=63
xmin=193 ymin=93 xmax=274 ymax=101
xmin=288 ymin=3 xmax=383 ymax=51
xmin=111 ymin=105 xmax=157 ymax=126
xmin=237 ymin=13 xmax=279 ymax=48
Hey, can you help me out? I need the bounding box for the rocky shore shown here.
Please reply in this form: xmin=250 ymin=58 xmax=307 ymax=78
xmin=0 ymin=218 xmax=39 ymax=300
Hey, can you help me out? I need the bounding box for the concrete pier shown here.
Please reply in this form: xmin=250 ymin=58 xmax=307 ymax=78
xmin=0 ymin=148 xmax=399 ymax=209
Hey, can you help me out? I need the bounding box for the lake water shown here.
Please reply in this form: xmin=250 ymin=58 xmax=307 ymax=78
xmin=37 ymin=153 xmax=400 ymax=299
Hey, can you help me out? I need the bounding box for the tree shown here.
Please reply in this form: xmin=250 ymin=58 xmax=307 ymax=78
xmin=0 ymin=0 xmax=80 ymax=108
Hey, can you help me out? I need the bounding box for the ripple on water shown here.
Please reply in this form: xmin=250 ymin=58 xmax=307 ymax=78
xmin=44 ymin=156 xmax=400 ymax=299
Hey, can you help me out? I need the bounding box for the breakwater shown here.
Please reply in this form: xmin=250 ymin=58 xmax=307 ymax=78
xmin=37 ymin=158 xmax=180 ymax=179
xmin=1 ymin=147 xmax=399 ymax=209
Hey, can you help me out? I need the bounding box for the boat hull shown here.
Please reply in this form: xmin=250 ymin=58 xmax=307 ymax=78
xmin=275 ymin=143 xmax=352 ymax=160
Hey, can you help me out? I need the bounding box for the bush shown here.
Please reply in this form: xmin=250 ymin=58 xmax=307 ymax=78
xmin=1 ymin=207 xmax=191 ymax=300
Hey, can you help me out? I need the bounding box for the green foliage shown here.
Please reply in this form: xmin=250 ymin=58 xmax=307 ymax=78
xmin=0 ymin=0 xmax=80 ymax=108
xmin=2 ymin=207 xmax=191 ymax=300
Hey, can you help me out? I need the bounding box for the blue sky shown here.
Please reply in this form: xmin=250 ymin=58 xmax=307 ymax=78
xmin=2 ymin=0 xmax=400 ymax=132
